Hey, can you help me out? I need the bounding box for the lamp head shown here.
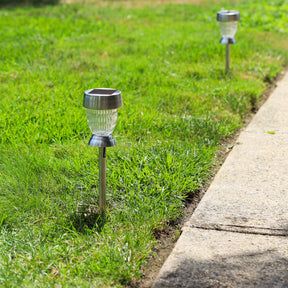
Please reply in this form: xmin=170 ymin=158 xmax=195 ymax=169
xmin=217 ymin=10 xmax=240 ymax=44
xmin=83 ymin=88 xmax=122 ymax=147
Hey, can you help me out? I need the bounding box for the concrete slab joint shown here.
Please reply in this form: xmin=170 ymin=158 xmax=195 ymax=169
xmin=152 ymin=72 xmax=288 ymax=287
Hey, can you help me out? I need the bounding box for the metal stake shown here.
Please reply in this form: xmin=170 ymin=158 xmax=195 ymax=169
xmin=225 ymin=43 xmax=230 ymax=73
xmin=99 ymin=147 xmax=106 ymax=213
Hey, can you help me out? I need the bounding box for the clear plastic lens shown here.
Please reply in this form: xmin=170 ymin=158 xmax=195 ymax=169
xmin=219 ymin=21 xmax=238 ymax=38
xmin=86 ymin=109 xmax=118 ymax=136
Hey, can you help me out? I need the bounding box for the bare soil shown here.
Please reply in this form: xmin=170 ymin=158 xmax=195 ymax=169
xmin=130 ymin=134 xmax=241 ymax=288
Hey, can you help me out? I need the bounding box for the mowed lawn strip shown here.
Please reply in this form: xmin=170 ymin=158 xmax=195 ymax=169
xmin=0 ymin=0 xmax=288 ymax=286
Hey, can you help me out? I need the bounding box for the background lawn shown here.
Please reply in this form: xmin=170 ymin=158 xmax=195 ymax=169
xmin=0 ymin=0 xmax=288 ymax=286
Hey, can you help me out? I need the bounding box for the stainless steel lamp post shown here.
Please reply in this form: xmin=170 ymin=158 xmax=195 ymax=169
xmin=83 ymin=88 xmax=123 ymax=213
xmin=217 ymin=10 xmax=240 ymax=73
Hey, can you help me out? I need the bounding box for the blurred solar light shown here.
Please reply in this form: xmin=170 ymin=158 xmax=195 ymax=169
xmin=217 ymin=10 xmax=240 ymax=73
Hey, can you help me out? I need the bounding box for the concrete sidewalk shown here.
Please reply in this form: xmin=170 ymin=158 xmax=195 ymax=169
xmin=152 ymin=72 xmax=288 ymax=288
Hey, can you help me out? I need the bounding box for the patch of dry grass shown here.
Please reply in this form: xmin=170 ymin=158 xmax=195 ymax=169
xmin=61 ymin=0 xmax=231 ymax=8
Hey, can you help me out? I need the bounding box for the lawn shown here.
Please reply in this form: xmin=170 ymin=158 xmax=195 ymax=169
xmin=0 ymin=0 xmax=288 ymax=286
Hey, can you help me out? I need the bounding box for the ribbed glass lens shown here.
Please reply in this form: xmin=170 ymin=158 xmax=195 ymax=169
xmin=86 ymin=109 xmax=118 ymax=136
xmin=219 ymin=21 xmax=238 ymax=38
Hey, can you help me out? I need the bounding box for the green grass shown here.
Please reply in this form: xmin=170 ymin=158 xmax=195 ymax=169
xmin=1 ymin=0 xmax=288 ymax=286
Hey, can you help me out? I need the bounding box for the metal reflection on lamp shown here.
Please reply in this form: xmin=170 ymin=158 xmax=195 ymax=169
xmin=83 ymin=88 xmax=123 ymax=213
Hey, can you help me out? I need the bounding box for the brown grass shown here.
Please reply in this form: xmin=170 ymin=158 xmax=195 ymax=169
xmin=61 ymin=0 xmax=227 ymax=8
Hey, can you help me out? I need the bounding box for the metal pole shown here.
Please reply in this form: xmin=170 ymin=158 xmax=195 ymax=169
xmin=99 ymin=147 xmax=106 ymax=213
xmin=225 ymin=43 xmax=230 ymax=73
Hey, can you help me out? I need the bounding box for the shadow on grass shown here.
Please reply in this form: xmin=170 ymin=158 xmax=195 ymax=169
xmin=68 ymin=203 xmax=106 ymax=233
xmin=0 ymin=0 xmax=59 ymax=8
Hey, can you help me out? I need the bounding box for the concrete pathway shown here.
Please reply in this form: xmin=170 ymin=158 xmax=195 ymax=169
xmin=152 ymin=72 xmax=288 ymax=288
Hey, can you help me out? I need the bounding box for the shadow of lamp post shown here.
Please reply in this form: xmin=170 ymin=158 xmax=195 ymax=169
xmin=217 ymin=10 xmax=240 ymax=74
xmin=83 ymin=88 xmax=123 ymax=214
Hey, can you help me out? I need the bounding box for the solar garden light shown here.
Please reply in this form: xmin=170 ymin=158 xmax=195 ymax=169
xmin=217 ymin=10 xmax=240 ymax=73
xmin=83 ymin=88 xmax=123 ymax=213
